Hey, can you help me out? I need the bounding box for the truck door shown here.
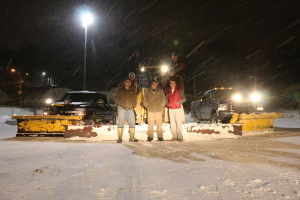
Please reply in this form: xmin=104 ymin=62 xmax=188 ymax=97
xmin=200 ymin=90 xmax=212 ymax=119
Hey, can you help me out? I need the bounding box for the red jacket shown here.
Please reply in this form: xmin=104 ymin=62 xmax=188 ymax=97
xmin=167 ymin=88 xmax=182 ymax=109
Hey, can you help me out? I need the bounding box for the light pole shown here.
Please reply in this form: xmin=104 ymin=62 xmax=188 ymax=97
xmin=80 ymin=12 xmax=94 ymax=91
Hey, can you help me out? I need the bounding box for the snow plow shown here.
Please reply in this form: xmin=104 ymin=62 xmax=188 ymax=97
xmin=191 ymin=88 xmax=283 ymax=131
xmin=12 ymin=115 xmax=83 ymax=136
xmin=12 ymin=91 xmax=116 ymax=136
xmin=230 ymin=112 xmax=283 ymax=131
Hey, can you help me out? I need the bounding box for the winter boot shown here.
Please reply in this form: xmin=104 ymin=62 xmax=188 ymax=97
xmin=117 ymin=128 xmax=123 ymax=143
xmin=129 ymin=128 xmax=138 ymax=142
xmin=147 ymin=137 xmax=153 ymax=142
xmin=157 ymin=138 xmax=164 ymax=141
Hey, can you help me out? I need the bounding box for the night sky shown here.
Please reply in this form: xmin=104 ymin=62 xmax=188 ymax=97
xmin=0 ymin=0 xmax=299 ymax=96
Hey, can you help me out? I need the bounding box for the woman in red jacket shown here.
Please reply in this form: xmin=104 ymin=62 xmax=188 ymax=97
xmin=166 ymin=79 xmax=186 ymax=142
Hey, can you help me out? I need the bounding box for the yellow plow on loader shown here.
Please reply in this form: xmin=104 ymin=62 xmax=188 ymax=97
xmin=12 ymin=115 xmax=83 ymax=136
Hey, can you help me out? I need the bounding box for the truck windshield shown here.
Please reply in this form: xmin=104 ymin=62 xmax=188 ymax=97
xmin=61 ymin=93 xmax=108 ymax=103
xmin=212 ymin=90 xmax=235 ymax=100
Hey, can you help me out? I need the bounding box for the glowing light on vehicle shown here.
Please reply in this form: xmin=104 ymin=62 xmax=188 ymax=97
xmin=161 ymin=65 xmax=168 ymax=73
xmin=45 ymin=98 xmax=53 ymax=104
xmin=250 ymin=93 xmax=261 ymax=102
xmin=140 ymin=67 xmax=145 ymax=72
xmin=257 ymin=104 xmax=264 ymax=111
xmin=232 ymin=94 xmax=242 ymax=102
xmin=218 ymin=104 xmax=227 ymax=111
xmin=80 ymin=12 xmax=94 ymax=27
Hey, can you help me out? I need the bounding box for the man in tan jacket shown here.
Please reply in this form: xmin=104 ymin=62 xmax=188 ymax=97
xmin=114 ymin=78 xmax=138 ymax=143
xmin=143 ymin=80 xmax=166 ymax=141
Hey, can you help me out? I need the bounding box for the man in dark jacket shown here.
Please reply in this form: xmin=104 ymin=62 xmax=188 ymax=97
xmin=143 ymin=80 xmax=166 ymax=141
xmin=170 ymin=52 xmax=185 ymax=78
xmin=166 ymin=79 xmax=186 ymax=142
xmin=114 ymin=78 xmax=138 ymax=143
xmin=128 ymin=50 xmax=142 ymax=74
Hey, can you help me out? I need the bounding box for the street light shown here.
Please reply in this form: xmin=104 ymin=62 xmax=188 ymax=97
xmin=80 ymin=12 xmax=94 ymax=91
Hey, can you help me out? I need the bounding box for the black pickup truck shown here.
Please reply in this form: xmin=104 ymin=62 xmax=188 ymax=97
xmin=191 ymin=88 xmax=264 ymax=123
xmin=43 ymin=91 xmax=116 ymax=124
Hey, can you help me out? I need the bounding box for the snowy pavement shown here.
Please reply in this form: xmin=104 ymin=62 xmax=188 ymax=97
xmin=1 ymin=123 xmax=300 ymax=200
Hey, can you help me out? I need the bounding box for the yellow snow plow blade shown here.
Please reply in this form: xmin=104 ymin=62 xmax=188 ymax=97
xmin=230 ymin=113 xmax=283 ymax=131
xmin=12 ymin=115 xmax=83 ymax=136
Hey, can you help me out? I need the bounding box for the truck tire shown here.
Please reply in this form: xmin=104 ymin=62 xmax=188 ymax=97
xmin=112 ymin=115 xmax=117 ymax=125
xmin=84 ymin=119 xmax=95 ymax=125
xmin=112 ymin=112 xmax=117 ymax=125
xmin=210 ymin=113 xmax=218 ymax=124
xmin=193 ymin=112 xmax=200 ymax=123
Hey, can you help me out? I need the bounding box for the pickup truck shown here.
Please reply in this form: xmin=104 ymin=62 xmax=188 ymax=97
xmin=191 ymin=88 xmax=264 ymax=123
xmin=43 ymin=91 xmax=116 ymax=125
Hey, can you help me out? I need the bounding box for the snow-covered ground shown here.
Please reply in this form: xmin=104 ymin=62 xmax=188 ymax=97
xmin=1 ymin=107 xmax=300 ymax=200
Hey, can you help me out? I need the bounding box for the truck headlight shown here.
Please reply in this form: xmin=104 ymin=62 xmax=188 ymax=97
xmin=43 ymin=111 xmax=51 ymax=115
xmin=232 ymin=94 xmax=242 ymax=102
xmin=250 ymin=93 xmax=261 ymax=102
xmin=256 ymin=103 xmax=264 ymax=111
xmin=45 ymin=98 xmax=53 ymax=104
xmin=218 ymin=104 xmax=227 ymax=111
xmin=74 ymin=108 xmax=86 ymax=116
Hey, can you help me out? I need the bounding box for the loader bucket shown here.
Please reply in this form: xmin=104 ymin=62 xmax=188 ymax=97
xmin=12 ymin=115 xmax=83 ymax=136
xmin=230 ymin=112 xmax=283 ymax=131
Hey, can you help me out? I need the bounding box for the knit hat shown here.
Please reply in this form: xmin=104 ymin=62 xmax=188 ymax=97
xmin=128 ymin=72 xmax=135 ymax=77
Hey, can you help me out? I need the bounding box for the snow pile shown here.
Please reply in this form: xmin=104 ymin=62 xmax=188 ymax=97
xmin=0 ymin=107 xmax=43 ymax=123
xmin=65 ymin=123 xmax=241 ymax=141
xmin=274 ymin=114 xmax=300 ymax=131
xmin=0 ymin=107 xmax=40 ymax=123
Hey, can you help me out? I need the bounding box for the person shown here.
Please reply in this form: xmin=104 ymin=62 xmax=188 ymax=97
xmin=128 ymin=72 xmax=141 ymax=94
xmin=114 ymin=78 xmax=138 ymax=143
xmin=128 ymin=50 xmax=142 ymax=74
xmin=170 ymin=52 xmax=185 ymax=78
xmin=127 ymin=72 xmax=144 ymax=124
xmin=163 ymin=68 xmax=184 ymax=93
xmin=143 ymin=80 xmax=166 ymax=141
xmin=166 ymin=79 xmax=186 ymax=142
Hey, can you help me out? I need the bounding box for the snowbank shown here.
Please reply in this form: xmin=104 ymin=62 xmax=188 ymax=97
xmin=0 ymin=107 xmax=36 ymax=122
xmin=65 ymin=123 xmax=241 ymax=142
xmin=274 ymin=114 xmax=300 ymax=131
